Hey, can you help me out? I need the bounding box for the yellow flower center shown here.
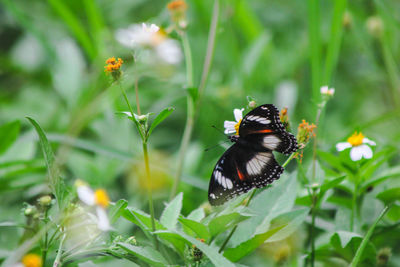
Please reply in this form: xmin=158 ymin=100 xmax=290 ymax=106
xmin=234 ymin=119 xmax=242 ymax=135
xmin=95 ymin=189 xmax=110 ymax=208
xmin=347 ymin=132 xmax=364 ymax=146
xmin=22 ymin=253 xmax=42 ymax=267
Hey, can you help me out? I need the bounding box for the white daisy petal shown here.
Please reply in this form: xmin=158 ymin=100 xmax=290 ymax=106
xmin=156 ymin=39 xmax=182 ymax=64
xmin=77 ymin=185 xmax=95 ymax=206
xmin=359 ymin=144 xmax=373 ymax=159
xmin=350 ymin=146 xmax=364 ymax=161
xmin=233 ymin=108 xmax=244 ymax=122
xmin=336 ymin=142 xmax=352 ymax=151
xmin=363 ymin=138 xmax=376 ymax=146
xmin=96 ymin=207 xmax=111 ymax=231
xmin=224 ymin=121 xmax=236 ymax=134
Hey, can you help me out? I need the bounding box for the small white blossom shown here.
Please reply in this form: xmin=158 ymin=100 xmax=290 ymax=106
xmin=336 ymin=132 xmax=376 ymax=161
xmin=320 ymin=85 xmax=335 ymax=96
xmin=75 ymin=180 xmax=111 ymax=231
xmin=115 ymin=23 xmax=182 ymax=65
xmin=224 ymin=108 xmax=244 ymax=135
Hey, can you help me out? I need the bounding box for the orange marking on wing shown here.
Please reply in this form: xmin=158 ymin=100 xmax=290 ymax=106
xmin=251 ymin=129 xmax=273 ymax=134
xmin=237 ymin=167 xmax=245 ymax=181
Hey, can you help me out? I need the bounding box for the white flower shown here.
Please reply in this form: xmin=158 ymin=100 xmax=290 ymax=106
xmin=75 ymin=180 xmax=111 ymax=231
xmin=336 ymin=132 xmax=376 ymax=161
xmin=115 ymin=23 xmax=182 ymax=64
xmin=224 ymin=108 xmax=244 ymax=135
xmin=320 ymin=85 xmax=335 ymax=96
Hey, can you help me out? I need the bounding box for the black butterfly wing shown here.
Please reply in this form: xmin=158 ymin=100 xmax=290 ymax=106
xmin=239 ymin=104 xmax=298 ymax=155
xmin=208 ymin=143 xmax=284 ymax=206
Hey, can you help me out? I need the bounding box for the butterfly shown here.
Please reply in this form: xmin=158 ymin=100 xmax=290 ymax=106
xmin=208 ymin=104 xmax=298 ymax=206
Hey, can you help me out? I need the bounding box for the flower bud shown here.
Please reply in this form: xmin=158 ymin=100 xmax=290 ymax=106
xmin=38 ymin=195 xmax=52 ymax=207
xmin=248 ymin=100 xmax=257 ymax=109
xmin=167 ymin=0 xmax=188 ymax=30
xmin=377 ymin=247 xmax=391 ymax=266
xmin=104 ymin=57 xmax=124 ymax=81
xmin=366 ymin=16 xmax=384 ymax=38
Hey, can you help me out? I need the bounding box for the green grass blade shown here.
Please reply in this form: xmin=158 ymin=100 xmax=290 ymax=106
xmin=47 ymin=0 xmax=96 ymax=60
xmin=26 ymin=117 xmax=64 ymax=208
xmin=350 ymin=206 xmax=390 ymax=267
xmin=322 ymin=0 xmax=347 ymax=85
xmin=308 ymin=0 xmax=321 ymax=109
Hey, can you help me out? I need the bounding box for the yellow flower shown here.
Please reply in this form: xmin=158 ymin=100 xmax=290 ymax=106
xmin=21 ymin=254 xmax=42 ymax=267
xmin=167 ymin=0 xmax=188 ymax=30
xmin=167 ymin=0 xmax=187 ymax=12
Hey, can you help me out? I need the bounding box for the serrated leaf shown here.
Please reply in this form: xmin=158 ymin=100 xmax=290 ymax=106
xmin=0 ymin=120 xmax=20 ymax=156
xmin=117 ymin=243 xmax=168 ymax=267
xmin=223 ymin=225 xmax=284 ymax=262
xmin=179 ymin=217 xmax=210 ymax=241
xmin=109 ymin=199 xmax=128 ymax=224
xmin=147 ymin=107 xmax=175 ymax=137
xmin=160 ymin=192 xmax=183 ymax=230
xmin=27 ymin=117 xmax=64 ymax=207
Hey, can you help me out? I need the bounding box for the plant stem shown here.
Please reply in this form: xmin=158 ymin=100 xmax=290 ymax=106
xmin=143 ymin=142 xmax=158 ymax=249
xmin=170 ymin=31 xmax=195 ymax=199
xmin=197 ymin=0 xmax=219 ymax=103
xmin=53 ymin=233 xmax=66 ymax=267
xmin=350 ymin=205 xmax=390 ymax=267
xmin=182 ymin=32 xmax=194 ymax=88
xmin=134 ymin=78 xmax=141 ymax=115
xmin=351 ymin=182 xmax=358 ymax=232
xmin=42 ymin=209 xmax=49 ymax=265
xmin=309 ymin=191 xmax=317 ymax=267
xmin=170 ymin=0 xmax=219 ymax=198
xmin=218 ymin=153 xmax=296 ymax=253
xmin=309 ymin=100 xmax=326 ymax=267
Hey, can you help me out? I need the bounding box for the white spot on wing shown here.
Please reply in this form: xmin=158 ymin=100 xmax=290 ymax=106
xmin=226 ymin=179 xmax=233 ymax=189
xmin=263 ymin=135 xmax=280 ymax=150
xmin=210 ymin=193 xmax=216 ymax=199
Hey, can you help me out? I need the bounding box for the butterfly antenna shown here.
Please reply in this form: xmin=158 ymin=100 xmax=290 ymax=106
xmin=204 ymin=140 xmax=230 ymax=152
xmin=211 ymin=125 xmax=226 ymax=136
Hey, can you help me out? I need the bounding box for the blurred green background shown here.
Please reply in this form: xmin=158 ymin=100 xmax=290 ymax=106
xmin=1 ymin=0 xmax=400 ymax=265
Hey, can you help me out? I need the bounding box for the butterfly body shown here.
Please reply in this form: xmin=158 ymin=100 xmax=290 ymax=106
xmin=208 ymin=104 xmax=297 ymax=206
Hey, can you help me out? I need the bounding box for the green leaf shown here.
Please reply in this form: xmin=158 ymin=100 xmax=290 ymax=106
xmin=176 ymin=231 xmax=236 ymax=267
xmin=264 ymin=208 xmax=309 ymax=243
xmin=147 ymin=107 xmax=175 ymax=137
xmin=186 ymin=87 xmax=198 ymax=103
xmin=123 ymin=207 xmax=166 ymax=232
xmin=109 ymin=199 xmax=128 ymax=224
xmin=317 ymin=150 xmax=353 ymax=175
xmin=187 ymin=207 xmax=205 ymax=221
xmin=154 ymin=230 xmax=190 ymax=256
xmin=376 ymin=188 xmax=400 ymax=204
xmin=231 ymin=173 xmax=297 ymax=246
xmin=0 ymin=120 xmax=20 ymax=156
xmin=178 ymin=217 xmax=211 ymax=241
xmin=331 ymin=231 xmax=362 ymax=248
xmin=117 ymin=243 xmax=168 ymax=267
xmin=223 ymin=225 xmax=284 ymax=262
xmin=27 ymin=117 xmax=64 ymax=207
xmin=160 ymin=192 xmax=183 ymax=230
xmin=208 ymin=212 xmax=251 ymax=238
xmin=318 ymin=176 xmax=345 ymax=205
